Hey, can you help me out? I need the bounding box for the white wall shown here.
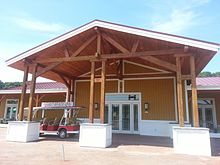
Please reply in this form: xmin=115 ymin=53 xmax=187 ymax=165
xmin=140 ymin=120 xmax=174 ymax=137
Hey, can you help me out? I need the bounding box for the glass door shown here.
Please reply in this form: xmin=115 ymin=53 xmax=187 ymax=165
xmin=122 ymin=104 xmax=130 ymax=131
xmin=198 ymin=107 xmax=215 ymax=130
xmin=133 ymin=104 xmax=139 ymax=132
xmin=107 ymin=103 xmax=139 ymax=134
xmin=104 ymin=105 xmax=109 ymax=124
xmin=199 ymin=107 xmax=204 ymax=127
xmin=205 ymin=108 xmax=214 ymax=130
xmin=5 ymin=99 xmax=18 ymax=121
xmin=112 ymin=104 xmax=120 ymax=131
xmin=198 ymin=98 xmax=217 ymax=131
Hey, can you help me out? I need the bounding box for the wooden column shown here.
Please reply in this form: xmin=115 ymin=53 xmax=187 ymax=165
xmin=89 ymin=61 xmax=95 ymax=123
xmin=118 ymin=59 xmax=123 ymax=93
xmin=65 ymin=81 xmax=71 ymax=102
xmin=70 ymin=79 xmax=75 ymax=102
xmin=176 ymin=57 xmax=184 ymax=127
xmin=35 ymin=94 xmax=40 ymax=107
xmin=18 ymin=65 xmax=29 ymax=121
xmin=190 ymin=55 xmax=199 ymax=127
xmin=27 ymin=64 xmax=37 ymax=121
xmin=100 ymin=60 xmax=106 ymax=124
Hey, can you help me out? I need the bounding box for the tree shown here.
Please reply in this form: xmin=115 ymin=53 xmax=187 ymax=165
xmin=213 ymin=72 xmax=220 ymax=77
xmin=0 ymin=81 xmax=22 ymax=89
xmin=0 ymin=80 xmax=4 ymax=89
xmin=199 ymin=71 xmax=220 ymax=77
xmin=199 ymin=71 xmax=212 ymax=77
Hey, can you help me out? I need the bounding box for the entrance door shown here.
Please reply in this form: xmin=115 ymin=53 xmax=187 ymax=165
xmin=198 ymin=98 xmax=216 ymax=131
xmin=105 ymin=103 xmax=139 ymax=134
xmin=4 ymin=99 xmax=18 ymax=120
xmin=199 ymin=107 xmax=215 ymax=130
xmin=112 ymin=104 xmax=120 ymax=131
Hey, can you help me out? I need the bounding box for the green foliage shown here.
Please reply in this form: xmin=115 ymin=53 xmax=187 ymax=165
xmin=199 ymin=71 xmax=220 ymax=77
xmin=0 ymin=81 xmax=22 ymax=89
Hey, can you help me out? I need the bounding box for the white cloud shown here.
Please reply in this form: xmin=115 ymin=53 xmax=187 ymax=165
xmin=152 ymin=9 xmax=198 ymax=34
xmin=149 ymin=0 xmax=211 ymax=34
xmin=10 ymin=16 xmax=68 ymax=33
xmin=0 ymin=44 xmax=51 ymax=82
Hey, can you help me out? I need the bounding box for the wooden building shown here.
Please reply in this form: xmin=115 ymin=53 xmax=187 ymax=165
xmin=3 ymin=20 xmax=220 ymax=136
xmin=1 ymin=77 xmax=220 ymax=136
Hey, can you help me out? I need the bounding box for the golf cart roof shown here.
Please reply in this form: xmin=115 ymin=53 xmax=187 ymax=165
xmin=24 ymin=106 xmax=85 ymax=111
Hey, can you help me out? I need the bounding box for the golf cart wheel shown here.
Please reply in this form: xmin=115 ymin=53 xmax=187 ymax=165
xmin=58 ymin=129 xmax=67 ymax=139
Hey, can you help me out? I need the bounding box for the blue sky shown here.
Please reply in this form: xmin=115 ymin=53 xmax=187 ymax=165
xmin=0 ymin=0 xmax=219 ymax=82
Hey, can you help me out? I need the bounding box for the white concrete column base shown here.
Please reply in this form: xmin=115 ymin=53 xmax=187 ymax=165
xmin=79 ymin=123 xmax=112 ymax=148
xmin=173 ymin=127 xmax=211 ymax=156
xmin=169 ymin=123 xmax=191 ymax=139
xmin=7 ymin=121 xmax=40 ymax=142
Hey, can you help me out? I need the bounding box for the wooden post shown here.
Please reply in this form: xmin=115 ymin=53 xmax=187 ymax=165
xmin=176 ymin=57 xmax=184 ymax=127
xmin=35 ymin=94 xmax=40 ymax=107
xmin=27 ymin=64 xmax=37 ymax=121
xmin=118 ymin=59 xmax=123 ymax=93
xmin=18 ymin=65 xmax=29 ymax=121
xmin=70 ymin=79 xmax=75 ymax=102
xmin=190 ymin=55 xmax=199 ymax=127
xmin=65 ymin=81 xmax=71 ymax=102
xmin=100 ymin=60 xmax=106 ymax=124
xmin=89 ymin=61 xmax=95 ymax=123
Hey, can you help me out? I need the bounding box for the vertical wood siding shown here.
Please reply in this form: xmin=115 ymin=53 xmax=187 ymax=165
xmin=124 ymin=79 xmax=176 ymax=120
xmin=75 ymin=80 xmax=118 ymax=118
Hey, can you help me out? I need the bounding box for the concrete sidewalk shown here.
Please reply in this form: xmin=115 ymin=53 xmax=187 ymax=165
xmin=0 ymin=127 xmax=220 ymax=165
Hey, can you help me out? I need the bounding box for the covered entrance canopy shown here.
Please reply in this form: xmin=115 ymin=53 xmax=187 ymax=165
xmin=6 ymin=20 xmax=220 ymax=127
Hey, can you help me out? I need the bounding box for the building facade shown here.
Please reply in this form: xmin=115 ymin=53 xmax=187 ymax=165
xmin=2 ymin=20 xmax=220 ymax=139
xmin=1 ymin=76 xmax=220 ymax=137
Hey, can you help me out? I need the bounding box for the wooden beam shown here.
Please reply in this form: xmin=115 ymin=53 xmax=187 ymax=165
xmin=140 ymin=56 xmax=177 ymax=72
xmin=176 ymin=57 xmax=184 ymax=127
xmin=101 ymin=49 xmax=184 ymax=60
xmin=97 ymin=33 xmax=101 ymax=55
xmin=70 ymin=79 xmax=75 ymax=102
xmin=36 ymin=55 xmax=96 ymax=63
xmin=35 ymin=49 xmax=184 ymax=64
xmin=131 ymin=40 xmax=139 ymax=53
xmin=181 ymin=74 xmax=192 ymax=80
xmin=0 ymin=95 xmax=6 ymax=105
xmin=36 ymin=62 xmax=61 ymax=77
xmin=77 ymin=72 xmax=175 ymax=80
xmin=89 ymin=61 xmax=95 ymax=123
xmin=174 ymin=53 xmax=192 ymax=57
xmin=65 ymin=80 xmax=71 ymax=102
xmin=37 ymin=63 xmax=73 ymax=80
xmin=102 ymin=33 xmax=129 ymax=53
xmin=71 ymin=35 xmax=97 ymax=57
xmin=27 ymin=64 xmax=38 ymax=121
xmin=94 ymin=78 xmax=102 ymax=83
xmin=34 ymin=94 xmax=46 ymax=107
xmin=190 ymin=55 xmax=199 ymax=127
xmin=18 ymin=65 xmax=29 ymax=121
xmin=100 ymin=60 xmax=106 ymax=124
xmin=117 ymin=59 xmax=123 ymax=80
xmin=64 ymin=47 xmax=70 ymax=57
xmin=34 ymin=94 xmax=40 ymax=107
xmin=59 ymin=75 xmax=70 ymax=89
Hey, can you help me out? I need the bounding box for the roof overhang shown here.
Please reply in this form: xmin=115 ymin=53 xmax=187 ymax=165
xmin=0 ymin=88 xmax=67 ymax=94
xmin=6 ymin=20 xmax=220 ymax=66
xmin=5 ymin=20 xmax=220 ymax=83
xmin=187 ymin=85 xmax=220 ymax=91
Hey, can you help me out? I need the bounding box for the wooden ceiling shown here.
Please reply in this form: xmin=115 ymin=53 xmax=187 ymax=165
xmin=8 ymin=26 xmax=216 ymax=83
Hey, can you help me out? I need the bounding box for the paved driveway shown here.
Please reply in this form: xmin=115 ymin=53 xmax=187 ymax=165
xmin=0 ymin=128 xmax=220 ymax=165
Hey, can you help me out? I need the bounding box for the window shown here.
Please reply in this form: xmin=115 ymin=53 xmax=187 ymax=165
xmin=4 ymin=99 xmax=19 ymax=120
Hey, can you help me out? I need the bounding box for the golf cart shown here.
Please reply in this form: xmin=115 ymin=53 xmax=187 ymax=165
xmin=26 ymin=102 xmax=84 ymax=138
